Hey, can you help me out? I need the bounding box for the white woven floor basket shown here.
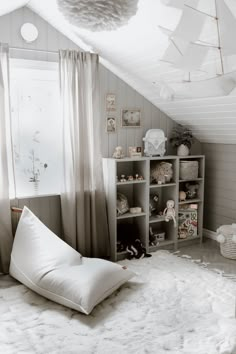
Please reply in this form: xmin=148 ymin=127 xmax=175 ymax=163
xmin=220 ymin=234 xmax=236 ymax=259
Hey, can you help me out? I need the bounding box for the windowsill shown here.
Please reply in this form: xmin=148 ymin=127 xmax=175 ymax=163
xmin=11 ymin=193 xmax=60 ymax=200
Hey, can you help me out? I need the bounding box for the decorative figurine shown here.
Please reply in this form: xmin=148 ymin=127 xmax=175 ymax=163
xmin=120 ymin=175 xmax=127 ymax=182
xmin=143 ymin=129 xmax=167 ymax=157
xmin=112 ymin=146 xmax=125 ymax=159
xmin=127 ymin=175 xmax=134 ymax=181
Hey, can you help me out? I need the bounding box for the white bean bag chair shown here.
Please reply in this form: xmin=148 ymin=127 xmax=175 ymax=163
xmin=10 ymin=207 xmax=134 ymax=314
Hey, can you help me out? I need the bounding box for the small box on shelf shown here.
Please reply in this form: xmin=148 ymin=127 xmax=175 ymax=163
xmin=149 ymin=226 xmax=165 ymax=246
xmin=178 ymin=205 xmax=198 ymax=240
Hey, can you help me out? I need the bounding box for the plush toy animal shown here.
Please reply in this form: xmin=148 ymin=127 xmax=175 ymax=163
xmin=117 ymin=223 xmax=151 ymax=259
xmin=185 ymin=182 xmax=199 ymax=199
xmin=150 ymin=162 xmax=173 ymax=184
xmin=149 ymin=193 xmax=159 ymax=216
xmin=163 ymin=200 xmax=177 ymax=227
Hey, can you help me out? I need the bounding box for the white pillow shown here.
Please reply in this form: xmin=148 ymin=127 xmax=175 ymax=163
xmin=10 ymin=207 xmax=135 ymax=314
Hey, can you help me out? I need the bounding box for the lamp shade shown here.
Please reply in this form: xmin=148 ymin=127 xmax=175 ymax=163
xmin=57 ymin=0 xmax=139 ymax=31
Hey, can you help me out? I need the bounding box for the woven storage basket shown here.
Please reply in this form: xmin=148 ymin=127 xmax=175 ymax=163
xmin=217 ymin=225 xmax=236 ymax=260
xmin=179 ymin=160 xmax=199 ymax=180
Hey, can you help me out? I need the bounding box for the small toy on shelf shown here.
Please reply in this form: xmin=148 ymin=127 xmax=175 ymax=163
xmin=134 ymin=174 xmax=144 ymax=180
xmin=163 ymin=200 xmax=176 ymax=227
xmin=149 ymin=193 xmax=159 ymax=217
xmin=120 ymin=175 xmax=127 ymax=182
xmin=127 ymin=175 xmax=134 ymax=181
xmin=116 ymin=193 xmax=129 ymax=216
xmin=179 ymin=191 xmax=187 ymax=202
xmin=112 ymin=146 xmax=125 ymax=159
xmin=143 ymin=129 xmax=167 ymax=157
xmin=149 ymin=227 xmax=159 ymax=246
xmin=149 ymin=227 xmax=165 ymax=245
xmin=155 ymin=231 xmax=165 ymax=241
xmin=185 ymin=182 xmax=199 ymax=199
xmin=150 ymin=162 xmax=173 ymax=184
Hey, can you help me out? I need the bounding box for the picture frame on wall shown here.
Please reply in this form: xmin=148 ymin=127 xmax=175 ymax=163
xmin=121 ymin=109 xmax=141 ymax=127
xmin=106 ymin=116 xmax=116 ymax=133
xmin=106 ymin=93 xmax=116 ymax=112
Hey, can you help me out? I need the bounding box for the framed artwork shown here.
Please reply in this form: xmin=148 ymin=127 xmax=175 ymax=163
xmin=106 ymin=93 xmax=116 ymax=112
xmin=128 ymin=146 xmax=142 ymax=158
xmin=121 ymin=109 xmax=141 ymax=127
xmin=106 ymin=116 xmax=116 ymax=133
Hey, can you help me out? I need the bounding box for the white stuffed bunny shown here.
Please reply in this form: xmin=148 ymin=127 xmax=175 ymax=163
xmin=163 ymin=200 xmax=176 ymax=227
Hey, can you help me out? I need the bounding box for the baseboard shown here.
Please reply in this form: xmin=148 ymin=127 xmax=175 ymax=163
xmin=203 ymin=228 xmax=217 ymax=241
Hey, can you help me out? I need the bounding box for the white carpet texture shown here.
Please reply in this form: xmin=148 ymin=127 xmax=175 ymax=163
xmin=1 ymin=251 xmax=236 ymax=354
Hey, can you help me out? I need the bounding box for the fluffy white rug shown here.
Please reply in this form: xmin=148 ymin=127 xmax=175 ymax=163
xmin=1 ymin=251 xmax=236 ymax=354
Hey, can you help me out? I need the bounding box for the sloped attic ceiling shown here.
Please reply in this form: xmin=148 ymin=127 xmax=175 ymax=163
xmin=2 ymin=0 xmax=236 ymax=144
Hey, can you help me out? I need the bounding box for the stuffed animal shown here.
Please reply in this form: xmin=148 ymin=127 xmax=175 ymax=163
xmin=112 ymin=146 xmax=125 ymax=159
xmin=163 ymin=200 xmax=176 ymax=227
xmin=149 ymin=193 xmax=159 ymax=216
xmin=117 ymin=223 xmax=151 ymax=259
xmin=185 ymin=182 xmax=199 ymax=199
xmin=150 ymin=162 xmax=173 ymax=184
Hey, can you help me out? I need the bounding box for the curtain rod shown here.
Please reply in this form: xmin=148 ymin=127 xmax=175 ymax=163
xmin=10 ymin=46 xmax=58 ymax=54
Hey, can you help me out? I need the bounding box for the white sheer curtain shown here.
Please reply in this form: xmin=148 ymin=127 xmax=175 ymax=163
xmin=59 ymin=50 xmax=109 ymax=258
xmin=0 ymin=44 xmax=14 ymax=273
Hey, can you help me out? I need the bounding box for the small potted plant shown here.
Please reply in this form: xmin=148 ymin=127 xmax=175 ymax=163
xmin=170 ymin=125 xmax=194 ymax=156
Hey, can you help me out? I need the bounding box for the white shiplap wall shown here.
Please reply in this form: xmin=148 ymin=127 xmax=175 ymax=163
xmin=202 ymin=143 xmax=236 ymax=232
xmin=158 ymin=95 xmax=236 ymax=145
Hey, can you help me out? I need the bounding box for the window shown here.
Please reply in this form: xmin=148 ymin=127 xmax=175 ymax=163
xmin=10 ymin=59 xmax=62 ymax=198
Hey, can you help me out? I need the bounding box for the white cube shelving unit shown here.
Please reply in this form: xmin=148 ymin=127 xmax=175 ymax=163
xmin=103 ymin=155 xmax=205 ymax=261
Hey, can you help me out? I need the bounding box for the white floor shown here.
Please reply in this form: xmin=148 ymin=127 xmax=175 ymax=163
xmin=178 ymin=237 xmax=236 ymax=275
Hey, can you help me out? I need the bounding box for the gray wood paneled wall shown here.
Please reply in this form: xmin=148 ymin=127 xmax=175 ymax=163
xmin=202 ymin=143 xmax=236 ymax=231
xmin=11 ymin=195 xmax=62 ymax=236
xmin=0 ymin=6 xmax=201 ymax=234
xmin=100 ymin=67 xmax=202 ymax=157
